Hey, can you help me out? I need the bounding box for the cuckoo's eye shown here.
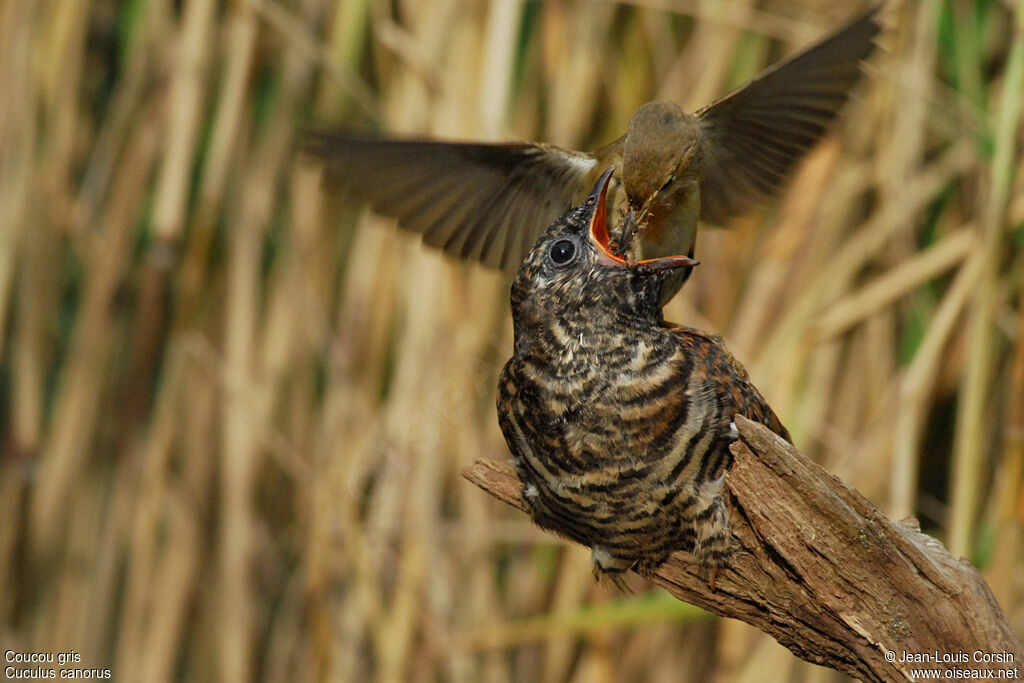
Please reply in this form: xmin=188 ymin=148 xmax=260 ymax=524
xmin=549 ymin=238 xmax=577 ymax=265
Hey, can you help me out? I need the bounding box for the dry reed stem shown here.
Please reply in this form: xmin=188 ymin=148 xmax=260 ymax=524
xmin=812 ymin=229 xmax=975 ymax=341
xmin=986 ymin=285 xmax=1024 ymax=620
xmin=949 ymin=0 xmax=1024 ymax=557
xmin=891 ymin=248 xmax=988 ymax=518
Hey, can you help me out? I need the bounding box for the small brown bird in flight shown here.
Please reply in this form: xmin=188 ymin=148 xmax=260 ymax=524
xmin=497 ymin=168 xmax=791 ymax=585
xmin=308 ymin=8 xmax=880 ymax=302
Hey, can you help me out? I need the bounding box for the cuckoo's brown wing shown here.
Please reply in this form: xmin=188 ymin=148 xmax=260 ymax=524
xmin=695 ymin=7 xmax=881 ymax=225
xmin=663 ymin=322 xmax=792 ymax=444
xmin=306 ymin=134 xmax=597 ymax=272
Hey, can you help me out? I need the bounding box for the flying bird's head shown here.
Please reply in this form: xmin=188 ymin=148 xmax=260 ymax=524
xmin=510 ymin=166 xmax=698 ymax=344
xmin=618 ymin=102 xmax=702 ymax=257
xmin=622 ymin=103 xmax=700 ymax=199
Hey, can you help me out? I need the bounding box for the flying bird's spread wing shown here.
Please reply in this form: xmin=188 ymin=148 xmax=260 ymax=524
xmin=306 ymin=134 xmax=597 ymax=272
xmin=696 ymin=7 xmax=881 ymax=225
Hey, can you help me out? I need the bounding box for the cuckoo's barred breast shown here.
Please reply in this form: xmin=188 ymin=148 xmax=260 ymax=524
xmin=497 ymin=168 xmax=790 ymax=581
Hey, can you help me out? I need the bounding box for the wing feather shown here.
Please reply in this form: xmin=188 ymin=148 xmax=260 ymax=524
xmin=305 ymin=134 xmax=597 ymax=272
xmin=696 ymin=7 xmax=881 ymax=224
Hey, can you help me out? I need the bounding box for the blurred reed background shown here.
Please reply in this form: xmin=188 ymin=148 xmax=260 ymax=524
xmin=0 ymin=0 xmax=1022 ymax=680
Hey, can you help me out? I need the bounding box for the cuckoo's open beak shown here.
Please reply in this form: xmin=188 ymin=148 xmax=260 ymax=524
xmin=586 ymin=167 xmax=699 ymax=272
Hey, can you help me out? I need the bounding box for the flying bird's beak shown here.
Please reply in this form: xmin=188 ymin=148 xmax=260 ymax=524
xmin=586 ymin=167 xmax=699 ymax=272
xmin=617 ymin=209 xmax=640 ymax=258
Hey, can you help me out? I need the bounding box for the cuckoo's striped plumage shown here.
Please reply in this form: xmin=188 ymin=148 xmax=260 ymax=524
xmin=497 ymin=168 xmax=790 ymax=581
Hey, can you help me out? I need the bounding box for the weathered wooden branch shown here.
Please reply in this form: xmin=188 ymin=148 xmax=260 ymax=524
xmin=462 ymin=416 xmax=1023 ymax=682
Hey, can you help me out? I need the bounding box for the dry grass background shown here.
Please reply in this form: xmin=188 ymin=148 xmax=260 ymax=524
xmin=0 ymin=0 xmax=1022 ymax=680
